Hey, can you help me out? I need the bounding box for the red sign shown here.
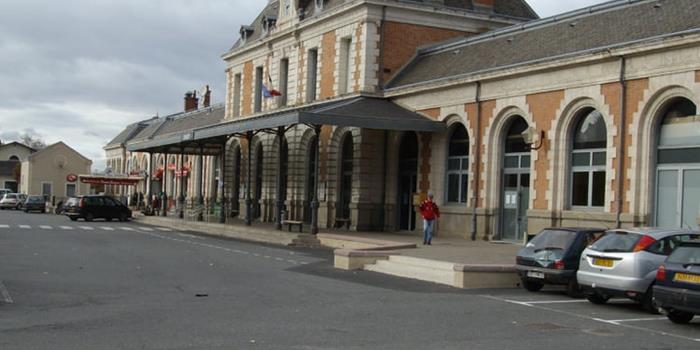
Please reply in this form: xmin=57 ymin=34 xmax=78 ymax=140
xmin=153 ymin=168 xmax=164 ymax=180
xmin=79 ymin=175 xmax=142 ymax=186
xmin=66 ymin=173 xmax=78 ymax=183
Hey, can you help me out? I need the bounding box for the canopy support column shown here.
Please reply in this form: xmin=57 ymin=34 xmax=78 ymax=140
xmin=310 ymin=125 xmax=321 ymax=235
xmin=276 ymin=126 xmax=285 ymax=230
xmin=220 ymin=140 xmax=227 ymax=224
xmin=147 ymin=152 xmax=153 ymax=210
xmin=161 ymin=152 xmax=169 ymax=217
xmin=197 ymin=146 xmax=204 ymax=222
xmin=245 ymin=131 xmax=253 ymax=226
xmin=178 ymin=149 xmax=185 ymax=219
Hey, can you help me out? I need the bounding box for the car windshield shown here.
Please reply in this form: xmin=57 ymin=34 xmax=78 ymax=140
xmin=667 ymin=245 xmax=700 ymax=265
xmin=66 ymin=198 xmax=80 ymax=206
xmin=5 ymin=194 xmax=17 ymax=199
xmin=527 ymin=229 xmax=577 ymax=251
xmin=27 ymin=197 xmax=43 ymax=203
xmin=589 ymin=231 xmax=643 ymax=253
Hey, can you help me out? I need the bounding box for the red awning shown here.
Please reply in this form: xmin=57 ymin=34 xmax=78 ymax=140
xmin=79 ymin=175 xmax=143 ymax=185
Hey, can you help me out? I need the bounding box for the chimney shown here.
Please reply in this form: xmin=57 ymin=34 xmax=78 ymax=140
xmin=202 ymin=85 xmax=211 ymax=108
xmin=473 ymin=0 xmax=494 ymax=12
xmin=184 ymin=91 xmax=198 ymax=112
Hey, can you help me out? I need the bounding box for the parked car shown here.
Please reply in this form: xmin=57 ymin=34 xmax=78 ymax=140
xmin=577 ymin=228 xmax=700 ymax=313
xmin=654 ymin=241 xmax=700 ymax=324
xmin=516 ymin=228 xmax=606 ymax=296
xmin=0 ymin=189 xmax=10 ymax=199
xmin=0 ymin=193 xmax=22 ymax=210
xmin=23 ymin=195 xmax=46 ymax=213
xmin=63 ymin=195 xmax=132 ymax=222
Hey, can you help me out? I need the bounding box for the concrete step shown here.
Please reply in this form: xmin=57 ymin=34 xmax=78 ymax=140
xmin=290 ymin=235 xmax=322 ymax=248
xmin=386 ymin=255 xmax=455 ymax=271
xmin=364 ymin=258 xmax=455 ymax=286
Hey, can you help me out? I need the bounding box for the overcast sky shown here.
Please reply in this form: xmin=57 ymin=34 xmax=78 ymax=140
xmin=0 ymin=0 xmax=608 ymax=171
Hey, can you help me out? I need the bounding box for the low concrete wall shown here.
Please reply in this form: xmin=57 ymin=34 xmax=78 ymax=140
xmin=453 ymin=264 xmax=520 ymax=289
xmin=136 ymin=216 xmax=303 ymax=247
xmin=334 ymin=249 xmax=394 ymax=270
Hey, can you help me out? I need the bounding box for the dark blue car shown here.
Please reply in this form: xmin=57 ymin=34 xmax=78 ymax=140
xmin=654 ymin=242 xmax=700 ymax=324
xmin=515 ymin=228 xmax=605 ymax=297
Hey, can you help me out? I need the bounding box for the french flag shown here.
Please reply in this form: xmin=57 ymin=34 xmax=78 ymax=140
xmin=263 ymin=74 xmax=282 ymax=98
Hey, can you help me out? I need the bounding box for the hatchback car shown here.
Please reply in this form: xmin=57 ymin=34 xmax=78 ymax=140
xmin=0 ymin=193 xmax=22 ymax=210
xmin=64 ymin=195 xmax=131 ymax=222
xmin=654 ymin=242 xmax=700 ymax=324
xmin=577 ymin=228 xmax=700 ymax=313
xmin=516 ymin=228 xmax=606 ymax=296
xmin=23 ymin=195 xmax=46 ymax=213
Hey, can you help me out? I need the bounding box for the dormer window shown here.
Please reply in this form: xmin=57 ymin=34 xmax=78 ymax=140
xmin=262 ymin=15 xmax=277 ymax=35
xmin=239 ymin=25 xmax=254 ymax=44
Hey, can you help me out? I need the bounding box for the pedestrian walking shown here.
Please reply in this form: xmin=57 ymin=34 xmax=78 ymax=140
xmin=419 ymin=193 xmax=440 ymax=245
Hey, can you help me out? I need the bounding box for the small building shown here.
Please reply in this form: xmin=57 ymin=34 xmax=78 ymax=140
xmin=20 ymin=142 xmax=92 ymax=204
xmin=0 ymin=141 xmax=36 ymax=192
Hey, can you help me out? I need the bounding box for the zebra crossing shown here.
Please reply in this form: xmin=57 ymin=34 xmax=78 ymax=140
xmin=0 ymin=224 xmax=172 ymax=232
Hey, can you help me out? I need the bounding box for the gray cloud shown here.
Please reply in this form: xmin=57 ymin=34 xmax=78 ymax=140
xmin=0 ymin=0 xmax=606 ymax=171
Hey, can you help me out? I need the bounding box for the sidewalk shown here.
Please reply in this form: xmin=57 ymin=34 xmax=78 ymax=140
xmin=133 ymin=215 xmax=523 ymax=289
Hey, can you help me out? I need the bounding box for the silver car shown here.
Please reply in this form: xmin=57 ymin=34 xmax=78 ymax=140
xmin=577 ymin=228 xmax=700 ymax=313
xmin=0 ymin=193 xmax=22 ymax=210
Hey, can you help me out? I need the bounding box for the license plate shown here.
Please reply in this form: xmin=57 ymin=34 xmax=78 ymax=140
xmin=592 ymin=258 xmax=614 ymax=267
xmin=674 ymin=273 xmax=700 ymax=284
xmin=527 ymin=271 xmax=545 ymax=279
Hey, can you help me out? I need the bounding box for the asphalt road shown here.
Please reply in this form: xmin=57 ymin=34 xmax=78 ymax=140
xmin=1 ymin=209 xmax=698 ymax=349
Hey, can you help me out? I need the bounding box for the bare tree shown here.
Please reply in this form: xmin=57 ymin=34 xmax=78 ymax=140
xmin=19 ymin=134 xmax=46 ymax=150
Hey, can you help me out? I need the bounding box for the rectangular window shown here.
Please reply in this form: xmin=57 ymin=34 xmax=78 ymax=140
xmin=254 ymin=66 xmax=263 ymax=113
xmin=306 ymin=49 xmax=318 ymax=102
xmin=571 ymin=171 xmax=589 ymax=206
xmin=42 ymin=182 xmax=52 ymax=202
xmin=232 ymin=73 xmax=241 ymax=117
xmin=338 ymin=38 xmax=352 ymax=95
xmin=279 ymin=58 xmax=289 ymax=107
xmin=66 ymin=183 xmax=76 ymax=197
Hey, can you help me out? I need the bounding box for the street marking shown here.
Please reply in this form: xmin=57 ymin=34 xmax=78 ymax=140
xmin=480 ymin=295 xmax=700 ymax=344
xmin=59 ymin=226 xmax=73 ymax=230
xmin=79 ymin=226 xmax=94 ymax=230
xmin=100 ymin=227 xmax=115 ymax=231
xmin=156 ymin=227 xmax=172 ymax=231
xmin=119 ymin=227 xmax=134 ymax=231
xmin=19 ymin=225 xmax=30 ymax=229
xmin=0 ymin=281 xmax=13 ymax=304
xmin=522 ymin=299 xmax=591 ymax=305
xmin=178 ymin=233 xmax=204 ymax=240
xmin=606 ymin=317 xmax=669 ymax=324
xmin=0 ymin=224 xmax=9 ymax=228
xmin=139 ymin=227 xmax=154 ymax=231
xmin=39 ymin=225 xmax=52 ymax=229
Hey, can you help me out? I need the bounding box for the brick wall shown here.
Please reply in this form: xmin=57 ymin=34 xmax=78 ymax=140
xmin=320 ymin=31 xmax=337 ymax=99
xmin=241 ymin=61 xmax=253 ymax=116
xmin=381 ymin=21 xmax=469 ymax=84
xmin=526 ymin=90 xmax=565 ymax=211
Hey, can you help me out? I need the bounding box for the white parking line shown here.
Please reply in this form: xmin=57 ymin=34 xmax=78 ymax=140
xmin=100 ymin=227 xmax=115 ymax=231
xmin=139 ymin=227 xmax=153 ymax=231
xmin=119 ymin=227 xmax=134 ymax=231
xmin=156 ymin=227 xmax=172 ymax=231
xmin=39 ymin=225 xmax=52 ymax=229
xmin=79 ymin=226 xmax=94 ymax=230
xmin=523 ymin=299 xmax=591 ymax=305
xmin=19 ymin=225 xmax=30 ymax=229
xmin=59 ymin=226 xmax=73 ymax=230
xmin=0 ymin=281 xmax=13 ymax=304
xmin=177 ymin=233 xmax=204 ymax=240
xmin=481 ymin=295 xmax=700 ymax=344
xmin=0 ymin=224 xmax=9 ymax=228
xmin=606 ymin=317 xmax=669 ymax=324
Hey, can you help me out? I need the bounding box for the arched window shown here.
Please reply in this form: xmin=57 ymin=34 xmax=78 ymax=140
xmin=305 ymin=136 xmax=317 ymax=224
xmin=9 ymin=155 xmax=19 ymax=161
xmin=254 ymin=143 xmax=264 ymax=219
xmin=446 ymin=124 xmax=469 ymax=203
xmin=338 ymin=133 xmax=353 ymax=220
xmin=570 ymin=108 xmax=606 ymax=208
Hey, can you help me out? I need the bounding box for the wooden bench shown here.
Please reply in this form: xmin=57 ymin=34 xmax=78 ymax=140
xmin=282 ymin=220 xmax=303 ymax=232
xmin=335 ymin=218 xmax=351 ymax=230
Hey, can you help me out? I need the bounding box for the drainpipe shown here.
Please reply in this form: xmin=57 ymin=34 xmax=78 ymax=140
xmin=616 ymin=56 xmax=627 ymax=229
xmin=380 ymin=129 xmax=388 ymax=231
xmin=377 ymin=6 xmax=387 ymax=87
xmin=470 ymin=81 xmax=482 ymax=241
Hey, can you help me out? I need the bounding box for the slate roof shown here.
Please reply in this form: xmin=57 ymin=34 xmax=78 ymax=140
xmin=105 ymin=120 xmax=155 ymax=149
xmin=388 ymin=0 xmax=700 ymax=88
xmin=228 ymin=0 xmax=537 ymax=51
xmin=0 ymin=141 xmax=36 ymax=153
xmin=155 ymin=104 xmax=226 ymax=137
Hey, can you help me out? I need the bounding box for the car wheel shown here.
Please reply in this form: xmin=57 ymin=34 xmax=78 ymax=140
xmin=586 ymin=293 xmax=610 ymax=305
xmin=118 ymin=213 xmax=128 ymax=222
xmin=667 ymin=310 xmax=694 ymax=324
xmin=85 ymin=213 xmax=94 ymax=222
xmin=565 ymin=278 xmax=583 ymax=298
xmin=41 ymin=209 xmax=45 ymax=214
xmin=105 ymin=217 xmax=112 ymax=222
xmin=23 ymin=209 xmax=28 ymax=213
xmin=69 ymin=216 xmax=78 ymax=221
xmin=641 ymin=285 xmax=662 ymax=314
xmin=522 ymin=280 xmax=544 ymax=292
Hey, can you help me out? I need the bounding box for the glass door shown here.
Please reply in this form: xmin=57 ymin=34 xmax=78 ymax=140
xmin=656 ymin=167 xmax=700 ymax=229
xmin=501 ymin=170 xmax=530 ymax=241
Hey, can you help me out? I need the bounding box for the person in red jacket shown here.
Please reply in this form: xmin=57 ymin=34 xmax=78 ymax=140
xmin=419 ymin=193 xmax=440 ymax=245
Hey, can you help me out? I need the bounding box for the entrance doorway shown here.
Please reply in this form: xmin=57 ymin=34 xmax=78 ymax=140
xmin=500 ymin=117 xmax=531 ymax=241
xmin=305 ymin=136 xmax=317 ymax=224
xmin=654 ymin=98 xmax=700 ymax=229
xmin=338 ymin=133 xmax=353 ymax=222
xmin=398 ymin=131 xmax=418 ymax=231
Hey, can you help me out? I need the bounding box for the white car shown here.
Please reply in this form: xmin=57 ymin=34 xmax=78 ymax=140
xmin=0 ymin=193 xmax=22 ymax=210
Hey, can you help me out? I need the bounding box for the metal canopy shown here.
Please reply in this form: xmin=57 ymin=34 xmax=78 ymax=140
xmin=127 ymin=96 xmax=444 ymax=154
